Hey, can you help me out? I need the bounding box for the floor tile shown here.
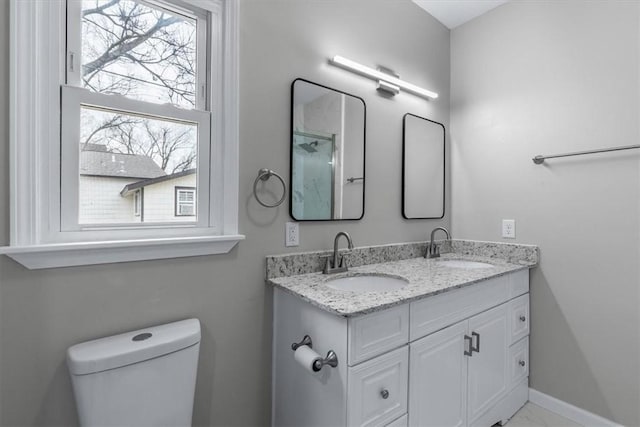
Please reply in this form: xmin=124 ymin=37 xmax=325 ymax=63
xmin=504 ymin=403 xmax=583 ymax=427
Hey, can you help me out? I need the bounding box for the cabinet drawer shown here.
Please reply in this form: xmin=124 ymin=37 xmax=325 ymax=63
xmin=509 ymin=269 xmax=529 ymax=299
xmin=385 ymin=414 xmax=407 ymax=427
xmin=508 ymin=294 xmax=529 ymax=345
xmin=508 ymin=337 xmax=529 ymax=390
xmin=348 ymin=346 xmax=409 ymax=427
xmin=348 ymin=305 xmax=409 ymax=365
xmin=410 ymin=275 xmax=509 ymax=341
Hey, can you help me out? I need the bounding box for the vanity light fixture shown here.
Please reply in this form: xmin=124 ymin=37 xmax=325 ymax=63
xmin=329 ymin=55 xmax=438 ymax=100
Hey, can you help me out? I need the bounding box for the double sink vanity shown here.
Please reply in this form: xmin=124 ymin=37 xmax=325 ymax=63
xmin=277 ymin=77 xmax=537 ymax=427
xmin=267 ymin=236 xmax=538 ymax=427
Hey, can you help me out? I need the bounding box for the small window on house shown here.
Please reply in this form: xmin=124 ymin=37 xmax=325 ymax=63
xmin=175 ymin=187 xmax=196 ymax=216
xmin=133 ymin=190 xmax=142 ymax=217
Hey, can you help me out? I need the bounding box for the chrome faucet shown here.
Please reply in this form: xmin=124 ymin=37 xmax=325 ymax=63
xmin=323 ymin=232 xmax=354 ymax=274
xmin=425 ymin=227 xmax=450 ymax=258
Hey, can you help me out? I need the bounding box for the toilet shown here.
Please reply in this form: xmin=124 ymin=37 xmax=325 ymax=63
xmin=67 ymin=318 xmax=201 ymax=426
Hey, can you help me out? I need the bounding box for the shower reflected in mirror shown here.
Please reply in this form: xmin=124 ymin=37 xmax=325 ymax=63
xmin=290 ymin=79 xmax=366 ymax=221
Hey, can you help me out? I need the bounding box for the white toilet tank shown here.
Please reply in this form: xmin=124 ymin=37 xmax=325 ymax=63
xmin=67 ymin=318 xmax=201 ymax=427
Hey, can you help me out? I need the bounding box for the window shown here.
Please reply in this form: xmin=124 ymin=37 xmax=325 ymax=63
xmin=3 ymin=0 xmax=243 ymax=269
xmin=175 ymin=187 xmax=196 ymax=216
xmin=134 ymin=190 xmax=142 ymax=217
xmin=64 ymin=0 xmax=209 ymax=229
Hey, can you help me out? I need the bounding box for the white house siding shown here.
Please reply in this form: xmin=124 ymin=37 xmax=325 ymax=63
xmin=79 ymin=176 xmax=140 ymax=224
xmin=142 ymin=174 xmax=196 ymax=223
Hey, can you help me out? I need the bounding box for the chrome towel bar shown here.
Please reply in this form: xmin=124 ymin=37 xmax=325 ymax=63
xmin=533 ymin=144 xmax=640 ymax=164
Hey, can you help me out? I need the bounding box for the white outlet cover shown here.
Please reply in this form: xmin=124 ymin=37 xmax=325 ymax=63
xmin=285 ymin=222 xmax=299 ymax=247
xmin=502 ymin=219 xmax=516 ymax=239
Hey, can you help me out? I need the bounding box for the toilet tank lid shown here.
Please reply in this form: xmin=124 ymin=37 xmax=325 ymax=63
xmin=67 ymin=318 xmax=201 ymax=375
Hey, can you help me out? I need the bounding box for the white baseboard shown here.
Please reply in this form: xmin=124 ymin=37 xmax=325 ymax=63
xmin=529 ymin=388 xmax=624 ymax=427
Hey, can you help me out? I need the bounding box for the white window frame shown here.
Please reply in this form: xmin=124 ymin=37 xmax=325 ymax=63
xmin=61 ymin=86 xmax=211 ymax=235
xmin=2 ymin=0 xmax=243 ymax=269
xmin=175 ymin=187 xmax=197 ymax=217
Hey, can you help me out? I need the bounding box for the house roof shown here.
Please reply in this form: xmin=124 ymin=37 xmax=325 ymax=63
xmin=80 ymin=150 xmax=166 ymax=179
xmin=82 ymin=143 xmax=108 ymax=152
xmin=120 ymin=169 xmax=196 ymax=197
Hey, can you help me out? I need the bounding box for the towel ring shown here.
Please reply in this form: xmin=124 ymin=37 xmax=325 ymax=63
xmin=253 ymin=168 xmax=286 ymax=208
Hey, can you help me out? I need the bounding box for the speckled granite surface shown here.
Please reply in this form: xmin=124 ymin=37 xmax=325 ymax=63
xmin=450 ymin=240 xmax=538 ymax=266
xmin=266 ymin=239 xmax=537 ymax=279
xmin=266 ymin=240 xmax=538 ymax=317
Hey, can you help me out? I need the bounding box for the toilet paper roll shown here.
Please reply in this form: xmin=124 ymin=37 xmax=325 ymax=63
xmin=294 ymin=345 xmax=322 ymax=373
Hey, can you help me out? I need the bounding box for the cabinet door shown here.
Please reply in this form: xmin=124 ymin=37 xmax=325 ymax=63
xmin=409 ymin=320 xmax=468 ymax=427
xmin=467 ymin=304 xmax=509 ymax=424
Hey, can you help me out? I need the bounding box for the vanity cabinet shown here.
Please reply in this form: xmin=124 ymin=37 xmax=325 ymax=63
xmin=272 ymin=269 xmax=530 ymax=427
xmin=409 ymin=304 xmax=509 ymax=427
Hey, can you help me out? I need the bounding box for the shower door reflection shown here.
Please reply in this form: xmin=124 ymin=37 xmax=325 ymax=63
xmin=291 ymin=131 xmax=336 ymax=219
xmin=290 ymin=79 xmax=366 ymax=221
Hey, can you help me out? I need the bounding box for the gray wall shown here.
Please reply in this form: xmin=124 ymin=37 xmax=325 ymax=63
xmin=451 ymin=1 xmax=639 ymax=425
xmin=0 ymin=1 xmax=450 ymax=425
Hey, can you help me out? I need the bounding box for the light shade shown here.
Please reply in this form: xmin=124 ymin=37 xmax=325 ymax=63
xmin=330 ymin=55 xmax=438 ymax=100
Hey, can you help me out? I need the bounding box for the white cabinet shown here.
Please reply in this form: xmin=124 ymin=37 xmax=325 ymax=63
xmin=348 ymin=305 xmax=409 ymax=366
xmin=348 ymin=346 xmax=409 ymax=427
xmin=409 ymin=304 xmax=511 ymax=427
xmin=272 ymin=269 xmax=530 ymax=427
xmin=466 ymin=304 xmax=509 ymax=424
xmin=409 ymin=320 xmax=468 ymax=427
xmin=508 ymin=294 xmax=529 ymax=345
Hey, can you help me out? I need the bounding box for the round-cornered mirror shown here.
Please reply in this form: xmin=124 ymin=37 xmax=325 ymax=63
xmin=290 ymin=79 xmax=366 ymax=221
xmin=402 ymin=113 xmax=445 ymax=219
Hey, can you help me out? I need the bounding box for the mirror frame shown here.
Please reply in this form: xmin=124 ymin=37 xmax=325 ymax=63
xmin=401 ymin=113 xmax=446 ymax=220
xmin=289 ymin=78 xmax=367 ymax=221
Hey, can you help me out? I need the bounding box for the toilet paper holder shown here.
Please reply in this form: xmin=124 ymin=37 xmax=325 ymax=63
xmin=291 ymin=335 xmax=313 ymax=351
xmin=291 ymin=334 xmax=339 ymax=371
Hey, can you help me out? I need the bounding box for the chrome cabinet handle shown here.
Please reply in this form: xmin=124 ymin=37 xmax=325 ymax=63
xmin=519 ymin=360 xmax=526 ymax=367
xmin=464 ymin=335 xmax=473 ymax=356
xmin=380 ymin=389 xmax=390 ymax=399
xmin=519 ymin=315 xmax=526 ymax=322
xmin=471 ymin=332 xmax=480 ymax=353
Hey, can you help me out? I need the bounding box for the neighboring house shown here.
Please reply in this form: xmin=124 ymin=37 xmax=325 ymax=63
xmin=79 ymin=145 xmax=196 ymax=224
xmin=120 ymin=169 xmax=197 ymax=223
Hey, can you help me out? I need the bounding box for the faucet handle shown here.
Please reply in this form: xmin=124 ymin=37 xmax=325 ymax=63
xmin=322 ymin=256 xmax=333 ymax=274
xmin=339 ymin=254 xmax=349 ymax=268
xmin=425 ymin=242 xmax=441 ymax=259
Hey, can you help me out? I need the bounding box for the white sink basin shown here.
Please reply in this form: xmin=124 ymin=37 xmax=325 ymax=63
xmin=325 ymin=274 xmax=409 ymax=293
xmin=436 ymin=260 xmax=494 ymax=269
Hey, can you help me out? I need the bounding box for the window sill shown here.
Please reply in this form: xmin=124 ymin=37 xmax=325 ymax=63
xmin=0 ymin=235 xmax=245 ymax=269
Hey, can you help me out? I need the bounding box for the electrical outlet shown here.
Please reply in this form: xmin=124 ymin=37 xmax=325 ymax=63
xmin=285 ymin=222 xmax=299 ymax=247
xmin=502 ymin=219 xmax=516 ymax=239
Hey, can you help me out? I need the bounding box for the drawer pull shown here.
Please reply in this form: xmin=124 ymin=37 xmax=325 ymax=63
xmin=471 ymin=332 xmax=480 ymax=353
xmin=464 ymin=335 xmax=473 ymax=356
xmin=519 ymin=360 xmax=526 ymax=367
xmin=380 ymin=389 xmax=390 ymax=399
xmin=519 ymin=315 xmax=526 ymax=322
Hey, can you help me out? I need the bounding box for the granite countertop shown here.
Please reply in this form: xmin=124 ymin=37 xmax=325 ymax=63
xmin=268 ymin=253 xmax=533 ymax=317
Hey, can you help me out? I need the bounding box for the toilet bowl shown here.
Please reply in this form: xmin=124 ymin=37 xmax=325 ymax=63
xmin=67 ymin=318 xmax=201 ymax=426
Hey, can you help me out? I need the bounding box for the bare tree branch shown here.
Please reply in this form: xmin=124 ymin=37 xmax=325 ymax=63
xmin=83 ymin=15 xmax=180 ymax=77
xmin=80 ymin=1 xmax=198 ymax=173
xmin=82 ymin=0 xmax=120 ymax=17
